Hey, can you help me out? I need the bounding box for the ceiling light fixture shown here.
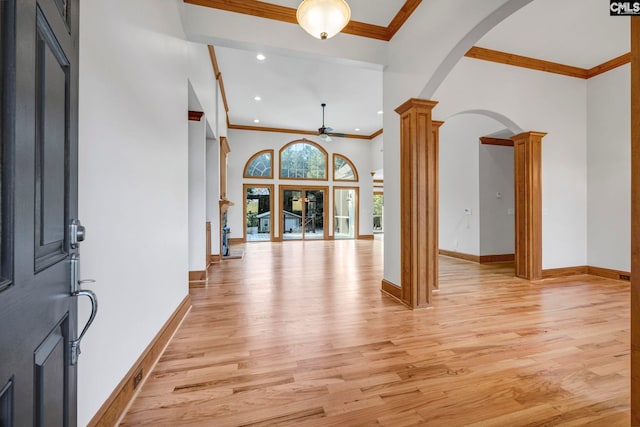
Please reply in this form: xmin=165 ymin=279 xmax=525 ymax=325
xmin=377 ymin=110 xmax=383 ymax=115
xmin=296 ymin=0 xmax=351 ymax=40
xmin=254 ymin=119 xmax=260 ymax=123
xmin=254 ymin=96 xmax=261 ymax=101
xmin=256 ymin=53 xmax=266 ymax=61
xmin=355 ymin=128 xmax=360 ymax=131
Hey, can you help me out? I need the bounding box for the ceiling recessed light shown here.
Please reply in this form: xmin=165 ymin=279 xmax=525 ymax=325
xmin=377 ymin=110 xmax=383 ymax=115
xmin=253 ymin=119 xmax=260 ymax=123
xmin=355 ymin=128 xmax=360 ymax=131
xmin=256 ymin=53 xmax=266 ymax=61
xmin=254 ymin=96 xmax=261 ymax=101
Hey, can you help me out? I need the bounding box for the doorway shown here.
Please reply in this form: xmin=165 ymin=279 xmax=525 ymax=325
xmin=281 ymin=186 xmax=328 ymax=240
xmin=334 ymin=187 xmax=358 ymax=239
xmin=244 ymin=184 xmax=274 ymax=242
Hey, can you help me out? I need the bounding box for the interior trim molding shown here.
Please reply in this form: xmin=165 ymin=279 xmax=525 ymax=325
xmin=480 ymin=136 xmax=513 ymax=147
xmin=465 ymin=46 xmax=588 ymax=79
xmin=228 ymin=123 xmax=380 ymax=140
xmin=587 ymin=52 xmax=631 ymax=78
xmin=631 ymin=19 xmax=639 ymax=424
xmin=587 ymin=265 xmax=631 ymax=281
xmin=381 ymin=279 xmax=402 ymax=301
xmin=479 ymin=253 xmax=515 ymax=263
xmin=439 ymin=249 xmax=479 ymax=263
xmin=229 ymin=237 xmax=245 ymax=245
xmin=188 ymin=110 xmax=204 ymax=121
xmin=188 ymin=270 xmax=207 ymax=282
xmin=88 ymin=295 xmax=192 ymax=426
xmin=185 ymin=0 xmax=422 ymax=41
xmin=465 ymin=46 xmax=631 ymax=80
xmin=542 ymin=265 xmax=631 ymax=281
xmin=357 ymin=234 xmax=374 ymax=240
xmin=370 ymin=128 xmax=384 ymax=139
xmin=541 ymin=266 xmax=588 ymax=279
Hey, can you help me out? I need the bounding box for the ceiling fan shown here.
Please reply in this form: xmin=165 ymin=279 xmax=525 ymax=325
xmin=317 ymin=103 xmax=345 ymax=142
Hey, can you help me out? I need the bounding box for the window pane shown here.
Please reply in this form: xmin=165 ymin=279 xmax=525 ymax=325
xmin=246 ymin=152 xmax=272 ymax=177
xmin=334 ymin=156 xmax=355 ymax=181
xmin=335 ymin=189 xmax=356 ymax=239
xmin=280 ymin=143 xmax=326 ymax=179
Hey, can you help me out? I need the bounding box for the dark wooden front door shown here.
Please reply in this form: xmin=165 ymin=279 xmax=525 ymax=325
xmin=0 ymin=0 xmax=82 ymax=424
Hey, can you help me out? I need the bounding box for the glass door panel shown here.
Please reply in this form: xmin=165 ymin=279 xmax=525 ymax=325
xmin=373 ymin=193 xmax=384 ymax=233
xmin=245 ymin=186 xmax=272 ymax=242
xmin=334 ymin=188 xmax=356 ymax=239
xmin=282 ymin=189 xmax=303 ymax=240
xmin=304 ymin=189 xmax=324 ymax=240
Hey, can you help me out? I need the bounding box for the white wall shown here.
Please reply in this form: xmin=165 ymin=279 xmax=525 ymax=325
xmin=189 ymin=120 xmax=207 ymax=270
xmin=188 ymin=42 xmax=218 ymax=136
xmin=439 ymin=113 xmax=505 ymax=256
xmin=78 ymin=0 xmax=190 ymax=424
xmin=226 ymin=129 xmax=374 ymax=239
xmin=434 ymin=58 xmax=588 ymax=269
xmin=587 ymin=65 xmax=631 ymax=271
xmin=479 ymin=144 xmax=515 ymax=255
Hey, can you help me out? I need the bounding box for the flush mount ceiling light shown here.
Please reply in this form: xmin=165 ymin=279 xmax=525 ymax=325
xmin=296 ymin=0 xmax=351 ymax=40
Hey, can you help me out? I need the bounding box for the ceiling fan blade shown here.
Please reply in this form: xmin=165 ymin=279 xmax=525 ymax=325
xmin=327 ymin=132 xmax=345 ymax=138
xmin=321 ymin=134 xmax=332 ymax=142
xmin=325 ymin=127 xmax=333 ymax=133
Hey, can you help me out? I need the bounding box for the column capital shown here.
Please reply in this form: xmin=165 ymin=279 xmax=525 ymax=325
xmin=432 ymin=120 xmax=445 ymax=129
xmin=395 ymin=98 xmax=438 ymax=115
xmin=511 ymin=131 xmax=548 ymax=141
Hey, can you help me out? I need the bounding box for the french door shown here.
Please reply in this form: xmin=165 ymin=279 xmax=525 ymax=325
xmin=281 ymin=186 xmax=328 ymax=240
xmin=244 ymin=184 xmax=273 ymax=242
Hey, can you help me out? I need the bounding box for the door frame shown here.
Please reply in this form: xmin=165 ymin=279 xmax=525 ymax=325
xmin=333 ymin=186 xmax=359 ymax=239
xmin=243 ymin=183 xmax=274 ymax=242
xmin=280 ymin=185 xmax=329 ymax=240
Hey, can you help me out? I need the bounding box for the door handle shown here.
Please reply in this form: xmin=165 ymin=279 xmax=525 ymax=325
xmin=69 ymin=253 xmax=98 ymax=365
xmin=70 ymin=289 xmax=98 ymax=366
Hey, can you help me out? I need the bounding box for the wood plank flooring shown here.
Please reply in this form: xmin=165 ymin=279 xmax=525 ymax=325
xmin=121 ymin=239 xmax=630 ymax=426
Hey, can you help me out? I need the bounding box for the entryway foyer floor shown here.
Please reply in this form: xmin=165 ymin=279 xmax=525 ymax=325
xmin=121 ymin=239 xmax=629 ymax=426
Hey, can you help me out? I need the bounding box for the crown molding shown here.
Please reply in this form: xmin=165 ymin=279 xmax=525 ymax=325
xmin=228 ymin=123 xmax=381 ymax=140
xmin=184 ymin=0 xmax=422 ymax=41
xmin=465 ymin=46 xmax=631 ymax=80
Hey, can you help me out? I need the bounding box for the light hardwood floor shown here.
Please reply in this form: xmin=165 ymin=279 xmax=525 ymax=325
xmin=121 ymin=239 xmax=629 ymax=426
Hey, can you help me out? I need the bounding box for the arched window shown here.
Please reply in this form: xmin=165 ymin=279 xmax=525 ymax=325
xmin=279 ymin=140 xmax=328 ymax=180
xmin=333 ymin=153 xmax=358 ymax=182
xmin=244 ymin=150 xmax=273 ymax=178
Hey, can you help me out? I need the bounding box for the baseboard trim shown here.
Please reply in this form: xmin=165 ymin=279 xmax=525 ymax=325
xmin=439 ymin=249 xmax=480 ymax=263
xmin=541 ymin=265 xmax=631 ymax=281
xmin=542 ymin=266 xmax=588 ymax=279
xmin=208 ymin=254 xmax=221 ymax=264
xmin=188 ymin=270 xmax=207 ymax=282
xmin=229 ymin=237 xmax=245 ymax=245
xmin=358 ymin=234 xmax=375 ymax=240
xmin=588 ymin=265 xmax=631 ymax=281
xmin=88 ymin=294 xmax=192 ymax=426
xmin=381 ymin=279 xmax=402 ymax=300
xmin=479 ymin=253 xmax=514 ymax=263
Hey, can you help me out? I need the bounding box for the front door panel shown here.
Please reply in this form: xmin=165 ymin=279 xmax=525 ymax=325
xmin=0 ymin=0 xmax=80 ymax=425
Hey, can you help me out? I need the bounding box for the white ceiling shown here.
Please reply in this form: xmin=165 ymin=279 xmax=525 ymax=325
xmin=205 ymin=0 xmax=628 ymax=135
xmin=216 ymin=45 xmax=383 ymax=135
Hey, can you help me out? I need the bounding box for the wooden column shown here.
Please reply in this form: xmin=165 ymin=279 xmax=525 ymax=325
xmin=432 ymin=120 xmax=444 ymax=290
xmin=511 ymin=131 xmax=546 ymax=280
xmin=395 ymin=99 xmax=438 ymax=308
xmin=631 ymin=16 xmax=640 ymax=426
